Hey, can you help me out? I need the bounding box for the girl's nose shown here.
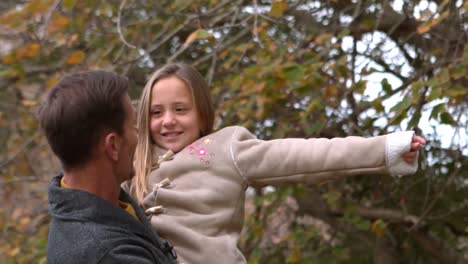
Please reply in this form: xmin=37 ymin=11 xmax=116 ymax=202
xmin=162 ymin=112 xmax=176 ymax=126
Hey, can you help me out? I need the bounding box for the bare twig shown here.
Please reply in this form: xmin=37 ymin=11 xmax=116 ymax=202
xmin=0 ymin=176 xmax=40 ymax=184
xmin=0 ymin=131 xmax=41 ymax=169
xmin=117 ymin=0 xmax=137 ymax=49
xmin=193 ymin=22 xmax=252 ymax=66
xmin=206 ymin=52 xmax=217 ymax=87
xmin=410 ymin=164 xmax=462 ymax=230
xmin=356 ymin=206 xmax=422 ymax=225
xmin=252 ymin=0 xmax=264 ymax=48
xmin=39 ymin=0 xmax=61 ymax=41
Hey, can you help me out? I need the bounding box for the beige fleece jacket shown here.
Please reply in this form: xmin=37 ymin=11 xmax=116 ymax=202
xmin=124 ymin=126 xmax=417 ymax=264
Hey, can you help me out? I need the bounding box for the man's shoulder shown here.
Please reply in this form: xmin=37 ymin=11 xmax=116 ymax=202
xmin=48 ymin=221 xmax=172 ymax=264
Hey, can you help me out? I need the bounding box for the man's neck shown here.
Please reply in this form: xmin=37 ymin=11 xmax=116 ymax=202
xmin=63 ymin=164 xmax=121 ymax=206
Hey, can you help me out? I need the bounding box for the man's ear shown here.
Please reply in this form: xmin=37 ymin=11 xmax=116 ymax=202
xmin=104 ymin=132 xmax=121 ymax=162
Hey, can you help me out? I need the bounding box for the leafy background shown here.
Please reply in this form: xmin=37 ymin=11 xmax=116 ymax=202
xmin=0 ymin=0 xmax=467 ymax=263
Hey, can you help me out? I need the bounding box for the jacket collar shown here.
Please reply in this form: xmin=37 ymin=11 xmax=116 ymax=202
xmin=48 ymin=175 xmax=155 ymax=240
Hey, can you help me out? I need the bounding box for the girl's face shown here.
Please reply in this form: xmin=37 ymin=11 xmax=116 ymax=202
xmin=149 ymin=76 xmax=201 ymax=153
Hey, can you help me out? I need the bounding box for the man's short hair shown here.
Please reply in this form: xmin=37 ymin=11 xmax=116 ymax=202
xmin=38 ymin=70 xmax=129 ymax=169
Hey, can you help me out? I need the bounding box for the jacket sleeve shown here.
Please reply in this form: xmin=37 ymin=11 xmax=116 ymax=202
xmin=229 ymin=126 xmax=417 ymax=186
xmin=98 ymin=242 xmax=174 ymax=264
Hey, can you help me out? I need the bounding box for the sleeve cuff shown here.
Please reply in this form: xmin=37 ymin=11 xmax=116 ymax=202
xmin=386 ymin=131 xmax=418 ymax=177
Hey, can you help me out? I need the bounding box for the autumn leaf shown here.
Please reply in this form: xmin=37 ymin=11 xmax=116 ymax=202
xmin=371 ymin=219 xmax=387 ymax=237
xmin=47 ymin=77 xmax=59 ymax=88
xmin=48 ymin=13 xmax=70 ymax=33
xmin=2 ymin=53 xmax=18 ymax=64
xmin=269 ymin=1 xmax=288 ymax=18
xmin=183 ymin=29 xmax=215 ymax=47
xmin=23 ymin=43 xmax=41 ymax=58
xmin=66 ymin=51 xmax=85 ymax=64
xmin=315 ymin=33 xmax=333 ymax=45
xmin=25 ymin=0 xmax=55 ymax=13
xmin=8 ymin=247 xmax=20 ymax=257
xmin=21 ymin=100 xmax=38 ymax=107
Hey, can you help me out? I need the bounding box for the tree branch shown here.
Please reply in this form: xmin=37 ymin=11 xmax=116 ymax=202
xmin=117 ymin=0 xmax=137 ymax=49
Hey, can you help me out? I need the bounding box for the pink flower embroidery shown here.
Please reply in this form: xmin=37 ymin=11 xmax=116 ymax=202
xmin=197 ymin=148 xmax=208 ymax=156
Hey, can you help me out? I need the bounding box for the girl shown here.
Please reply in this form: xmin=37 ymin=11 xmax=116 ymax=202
xmin=124 ymin=63 xmax=425 ymax=264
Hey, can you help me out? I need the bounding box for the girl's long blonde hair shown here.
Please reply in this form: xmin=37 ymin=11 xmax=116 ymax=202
xmin=130 ymin=63 xmax=215 ymax=204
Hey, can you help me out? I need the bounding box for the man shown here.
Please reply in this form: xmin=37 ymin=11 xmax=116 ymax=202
xmin=38 ymin=70 xmax=177 ymax=264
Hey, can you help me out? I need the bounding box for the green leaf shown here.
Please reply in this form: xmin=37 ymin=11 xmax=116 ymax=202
xmin=304 ymin=120 xmax=325 ymax=135
xmin=322 ymin=191 xmax=341 ymax=209
xmin=440 ymin=112 xmax=457 ymax=126
xmin=381 ymin=78 xmax=392 ymax=94
xmin=63 ymin=0 xmax=77 ymax=9
xmin=389 ymin=95 xmax=412 ymax=116
xmin=429 ymin=103 xmax=445 ymax=120
xmin=338 ymin=28 xmax=351 ymax=38
xmin=353 ymin=80 xmax=367 ymax=94
xmin=372 ymin=98 xmax=385 ymax=113
xmin=282 ymin=64 xmax=302 ymax=82
xmin=451 ymin=64 xmax=467 ymax=80
xmin=344 ymin=205 xmax=371 ymax=231
xmin=428 ymin=87 xmax=443 ymax=101
xmin=293 ymin=85 xmax=310 ymax=95
xmin=446 ymin=86 xmax=467 ymax=97
xmin=411 ymin=79 xmax=424 ymax=92
xmin=407 ymin=110 xmax=422 ymax=128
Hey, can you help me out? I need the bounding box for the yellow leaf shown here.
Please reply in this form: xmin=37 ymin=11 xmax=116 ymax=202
xmin=66 ymin=51 xmax=85 ymax=65
xmin=0 ymin=9 xmax=21 ymax=27
xmin=47 ymin=77 xmax=59 ymax=88
xmin=269 ymin=0 xmax=288 ymax=18
xmin=12 ymin=208 xmax=22 ymax=220
xmin=2 ymin=52 xmax=18 ymax=64
xmin=67 ymin=33 xmax=80 ymax=47
xmin=19 ymin=216 xmax=31 ymax=228
xmin=254 ymin=82 xmax=266 ymax=93
xmin=21 ymin=99 xmax=37 ymax=107
xmin=8 ymin=247 xmax=20 ymax=257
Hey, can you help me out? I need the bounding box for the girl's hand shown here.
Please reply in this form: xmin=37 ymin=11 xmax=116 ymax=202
xmin=402 ymin=135 xmax=426 ymax=163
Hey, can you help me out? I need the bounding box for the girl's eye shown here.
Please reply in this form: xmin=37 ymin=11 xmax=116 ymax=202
xmin=151 ymin=110 xmax=161 ymax=116
xmin=176 ymin=107 xmax=186 ymax=112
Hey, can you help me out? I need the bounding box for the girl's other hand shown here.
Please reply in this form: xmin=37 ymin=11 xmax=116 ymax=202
xmin=402 ymin=135 xmax=426 ymax=164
